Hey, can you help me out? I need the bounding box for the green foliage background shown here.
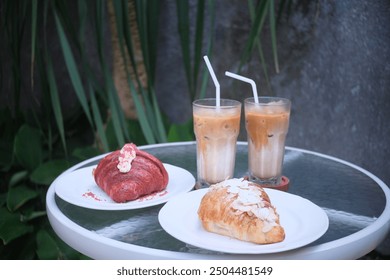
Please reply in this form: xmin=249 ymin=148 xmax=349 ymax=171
xmin=0 ymin=0 xmax=282 ymax=259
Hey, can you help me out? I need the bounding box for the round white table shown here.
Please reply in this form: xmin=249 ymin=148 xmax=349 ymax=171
xmin=46 ymin=142 xmax=390 ymax=259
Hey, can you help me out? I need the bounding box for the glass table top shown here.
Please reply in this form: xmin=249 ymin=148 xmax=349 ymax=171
xmin=52 ymin=142 xmax=387 ymax=256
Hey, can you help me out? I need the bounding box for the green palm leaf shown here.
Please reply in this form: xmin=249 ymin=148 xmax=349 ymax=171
xmin=53 ymin=10 xmax=93 ymax=126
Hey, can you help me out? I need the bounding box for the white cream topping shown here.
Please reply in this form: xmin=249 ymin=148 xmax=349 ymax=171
xmin=117 ymin=144 xmax=136 ymax=173
xmin=211 ymin=178 xmax=278 ymax=232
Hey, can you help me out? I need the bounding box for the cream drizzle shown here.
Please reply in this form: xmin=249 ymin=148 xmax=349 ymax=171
xmin=117 ymin=144 xmax=136 ymax=173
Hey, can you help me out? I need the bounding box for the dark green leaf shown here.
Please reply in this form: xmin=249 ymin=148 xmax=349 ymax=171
xmin=30 ymin=160 xmax=71 ymax=185
xmin=104 ymin=119 xmax=122 ymax=150
xmin=145 ymin=0 xmax=160 ymax=83
xmin=269 ymin=0 xmax=279 ymax=73
xmin=21 ymin=211 xmax=46 ymax=222
xmin=39 ymin=228 xmax=88 ymax=260
xmin=0 ymin=207 xmax=33 ymax=245
xmin=135 ymin=0 xmax=151 ymax=82
xmin=105 ymin=71 xmax=127 ymax=147
xmin=128 ymin=81 xmax=156 ymax=144
xmin=89 ymin=85 xmax=109 ymax=152
xmin=53 ymin=10 xmax=93 ymax=125
xmin=13 ymin=234 xmax=37 ymax=259
xmin=30 ymin=0 xmax=38 ymax=88
xmin=7 ymin=185 xmax=39 ymax=212
xmin=13 ymin=125 xmax=42 ymax=170
xmin=167 ymin=120 xmax=194 ymax=142
xmin=0 ymin=193 xmax=6 ymax=208
xmin=113 ymin=0 xmax=133 ymax=71
xmin=113 ymin=0 xmax=167 ymax=145
xmin=0 ymin=142 xmax=14 ymax=171
xmin=9 ymin=170 xmax=28 ymax=188
xmin=240 ymin=0 xmax=270 ymax=70
xmin=36 ymin=229 xmax=60 ymax=260
xmin=176 ymin=0 xmax=192 ymax=93
xmin=249 ymin=0 xmax=271 ymax=91
xmin=126 ymin=119 xmax=147 ymax=146
xmin=151 ymin=89 xmax=167 ymax=143
xmin=46 ymin=55 xmax=67 ymax=154
xmin=71 ymin=146 xmax=100 ymax=161
xmin=197 ymin=0 xmax=215 ymax=100
xmin=193 ymin=0 xmax=205 ymax=98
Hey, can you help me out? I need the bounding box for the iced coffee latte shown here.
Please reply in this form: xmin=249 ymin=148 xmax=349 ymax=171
xmin=245 ymin=97 xmax=291 ymax=185
xmin=193 ymin=99 xmax=241 ymax=187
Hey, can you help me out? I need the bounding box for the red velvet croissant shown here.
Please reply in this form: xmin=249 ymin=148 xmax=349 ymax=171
xmin=93 ymin=143 xmax=169 ymax=203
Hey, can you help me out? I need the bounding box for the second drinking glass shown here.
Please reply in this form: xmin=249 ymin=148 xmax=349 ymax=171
xmin=244 ymin=96 xmax=291 ymax=186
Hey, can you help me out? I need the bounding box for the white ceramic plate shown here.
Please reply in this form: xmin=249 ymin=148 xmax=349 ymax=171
xmin=54 ymin=163 xmax=195 ymax=210
xmin=158 ymin=188 xmax=329 ymax=254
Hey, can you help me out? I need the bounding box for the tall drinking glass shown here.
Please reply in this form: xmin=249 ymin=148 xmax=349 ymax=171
xmin=193 ymin=98 xmax=241 ymax=188
xmin=244 ymin=97 xmax=291 ymax=186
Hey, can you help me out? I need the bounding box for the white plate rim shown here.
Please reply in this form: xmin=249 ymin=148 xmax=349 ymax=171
xmin=54 ymin=163 xmax=195 ymax=210
xmin=158 ymin=188 xmax=329 ymax=254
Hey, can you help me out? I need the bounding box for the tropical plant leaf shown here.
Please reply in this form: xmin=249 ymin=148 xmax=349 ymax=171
xmin=0 ymin=193 xmax=6 ymax=208
xmin=135 ymin=0 xmax=151 ymax=82
xmin=126 ymin=119 xmax=147 ymax=145
xmin=269 ymin=0 xmax=279 ymax=73
xmin=95 ymin=0 xmax=129 ymax=147
xmin=36 ymin=228 xmax=87 ymax=260
xmin=21 ymin=211 xmax=47 ymax=222
xmin=127 ymin=82 xmax=156 ymax=144
xmin=106 ymin=75 xmax=127 ymax=147
xmin=36 ymin=229 xmax=60 ymax=260
xmin=240 ymin=0 xmax=270 ymax=71
xmin=137 ymin=1 xmax=167 ymax=143
xmin=89 ymin=86 xmax=110 ymax=152
xmin=167 ymin=121 xmax=194 ymax=142
xmin=30 ymin=159 xmax=71 ymax=185
xmin=9 ymin=170 xmax=28 ymax=188
xmin=0 ymin=207 xmax=34 ymax=245
xmin=248 ymin=0 xmax=271 ymax=91
xmin=197 ymin=0 xmax=215 ymax=100
xmin=30 ymin=0 xmax=38 ymax=88
xmin=145 ymin=0 xmax=160 ymax=83
xmin=150 ymin=88 xmax=167 ymax=142
xmin=53 ymin=9 xmax=93 ymax=125
xmin=193 ymin=0 xmax=205 ymax=98
xmin=71 ymin=146 xmax=101 ymax=161
xmin=0 ymin=142 xmax=14 ymax=171
xmin=13 ymin=125 xmax=42 ymax=171
xmin=111 ymin=0 xmax=157 ymax=144
xmin=112 ymin=0 xmax=170 ymax=145
xmin=7 ymin=185 xmax=39 ymax=212
xmin=176 ymin=0 xmax=192 ymax=93
xmin=46 ymin=55 xmax=67 ymax=155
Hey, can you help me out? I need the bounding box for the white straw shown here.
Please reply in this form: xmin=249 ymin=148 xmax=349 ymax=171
xmin=225 ymin=71 xmax=259 ymax=103
xmin=203 ymin=56 xmax=220 ymax=107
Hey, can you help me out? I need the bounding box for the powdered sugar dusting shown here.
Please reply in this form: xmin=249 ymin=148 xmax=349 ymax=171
xmin=211 ymin=178 xmax=278 ymax=232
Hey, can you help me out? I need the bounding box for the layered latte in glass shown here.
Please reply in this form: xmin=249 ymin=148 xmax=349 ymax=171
xmin=193 ymin=98 xmax=241 ymax=187
xmin=245 ymin=97 xmax=291 ymax=185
